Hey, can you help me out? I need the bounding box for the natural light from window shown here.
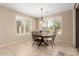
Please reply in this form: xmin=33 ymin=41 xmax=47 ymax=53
xmin=40 ymin=16 xmax=62 ymax=35
xmin=16 ymin=16 xmax=31 ymax=35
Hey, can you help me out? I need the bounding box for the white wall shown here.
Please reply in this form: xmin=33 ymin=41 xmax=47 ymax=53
xmin=0 ymin=6 xmax=37 ymax=47
xmin=0 ymin=6 xmax=73 ymax=47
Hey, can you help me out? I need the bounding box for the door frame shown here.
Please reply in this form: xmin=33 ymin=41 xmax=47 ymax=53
xmin=73 ymin=3 xmax=79 ymax=48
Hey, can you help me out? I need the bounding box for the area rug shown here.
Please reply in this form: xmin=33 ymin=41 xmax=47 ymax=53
xmin=55 ymin=50 xmax=76 ymax=56
xmin=57 ymin=51 xmax=66 ymax=56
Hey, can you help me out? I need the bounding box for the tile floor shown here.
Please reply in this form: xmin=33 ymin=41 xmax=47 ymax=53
xmin=0 ymin=39 xmax=78 ymax=56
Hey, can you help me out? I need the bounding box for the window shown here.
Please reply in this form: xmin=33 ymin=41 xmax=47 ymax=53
xmin=40 ymin=16 xmax=62 ymax=34
xmin=16 ymin=16 xmax=31 ymax=35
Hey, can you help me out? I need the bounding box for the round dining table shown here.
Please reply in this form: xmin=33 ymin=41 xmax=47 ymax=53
xmin=34 ymin=33 xmax=54 ymax=46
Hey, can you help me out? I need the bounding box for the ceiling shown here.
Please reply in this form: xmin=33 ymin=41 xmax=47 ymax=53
xmin=0 ymin=3 xmax=74 ymax=18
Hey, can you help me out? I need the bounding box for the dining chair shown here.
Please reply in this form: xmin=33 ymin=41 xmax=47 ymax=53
xmin=31 ymin=31 xmax=42 ymax=47
xmin=47 ymin=31 xmax=57 ymax=49
xmin=31 ymin=31 xmax=38 ymax=46
xmin=52 ymin=31 xmax=57 ymax=46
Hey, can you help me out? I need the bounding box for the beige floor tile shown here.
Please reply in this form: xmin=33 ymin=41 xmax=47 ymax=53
xmin=0 ymin=39 xmax=78 ymax=56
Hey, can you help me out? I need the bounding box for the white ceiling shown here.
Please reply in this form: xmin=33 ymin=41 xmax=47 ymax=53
xmin=0 ymin=3 xmax=74 ymax=18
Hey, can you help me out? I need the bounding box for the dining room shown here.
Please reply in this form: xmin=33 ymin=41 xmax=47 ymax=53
xmin=0 ymin=3 xmax=78 ymax=56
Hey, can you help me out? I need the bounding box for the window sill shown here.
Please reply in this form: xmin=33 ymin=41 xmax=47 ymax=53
xmin=16 ymin=32 xmax=31 ymax=36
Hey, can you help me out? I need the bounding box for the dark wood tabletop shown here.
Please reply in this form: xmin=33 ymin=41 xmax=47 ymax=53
xmin=33 ymin=34 xmax=54 ymax=38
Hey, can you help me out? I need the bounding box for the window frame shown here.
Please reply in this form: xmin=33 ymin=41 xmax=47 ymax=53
xmin=15 ymin=16 xmax=32 ymax=36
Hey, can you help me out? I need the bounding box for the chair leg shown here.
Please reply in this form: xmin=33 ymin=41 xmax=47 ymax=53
xmin=32 ymin=42 xmax=34 ymax=47
xmin=32 ymin=40 xmax=35 ymax=47
xmin=51 ymin=42 xmax=53 ymax=49
xmin=53 ymin=41 xmax=55 ymax=46
xmin=53 ymin=43 xmax=55 ymax=46
xmin=53 ymin=42 xmax=55 ymax=46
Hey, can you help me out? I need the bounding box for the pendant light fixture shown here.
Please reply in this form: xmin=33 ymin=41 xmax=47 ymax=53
xmin=40 ymin=8 xmax=43 ymax=21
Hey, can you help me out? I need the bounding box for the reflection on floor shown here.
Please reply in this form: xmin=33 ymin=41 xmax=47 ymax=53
xmin=0 ymin=39 xmax=78 ymax=56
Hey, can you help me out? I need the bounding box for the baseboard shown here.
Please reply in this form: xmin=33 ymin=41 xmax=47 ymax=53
xmin=0 ymin=37 xmax=73 ymax=48
xmin=56 ymin=39 xmax=73 ymax=46
xmin=0 ymin=39 xmax=29 ymax=48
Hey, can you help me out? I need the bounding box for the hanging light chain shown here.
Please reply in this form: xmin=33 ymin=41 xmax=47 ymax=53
xmin=41 ymin=8 xmax=43 ymax=21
